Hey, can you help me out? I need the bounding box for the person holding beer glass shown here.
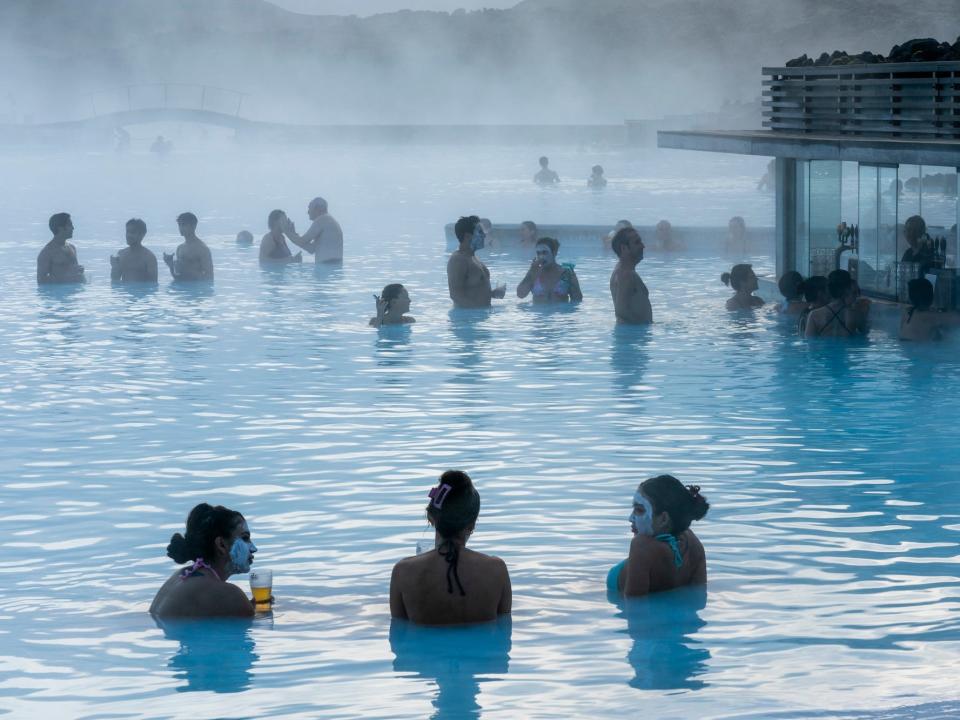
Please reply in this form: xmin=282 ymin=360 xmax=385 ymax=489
xmin=151 ymin=503 xmax=267 ymax=619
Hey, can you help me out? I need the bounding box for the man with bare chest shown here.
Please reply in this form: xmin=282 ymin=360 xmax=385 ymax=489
xmin=111 ymin=218 xmax=158 ymax=283
xmin=37 ymin=212 xmax=85 ymax=284
xmin=164 ymin=212 xmax=213 ymax=282
xmin=447 ymin=215 xmax=506 ymax=308
xmin=610 ymin=227 xmax=653 ymax=324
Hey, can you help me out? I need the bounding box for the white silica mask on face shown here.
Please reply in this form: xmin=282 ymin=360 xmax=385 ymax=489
xmin=629 ymin=492 xmax=655 ymax=536
xmin=229 ymin=537 xmax=255 ymax=574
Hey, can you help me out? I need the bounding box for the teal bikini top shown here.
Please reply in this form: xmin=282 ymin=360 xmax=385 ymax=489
xmin=607 ymin=534 xmax=684 ymax=592
xmin=656 ymin=533 xmax=684 ymax=568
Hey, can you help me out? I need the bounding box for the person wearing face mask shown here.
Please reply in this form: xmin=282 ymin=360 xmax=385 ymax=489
xmin=447 ymin=215 xmax=506 ymax=308
xmin=516 ymin=237 xmax=582 ymax=303
xmin=370 ymin=283 xmax=416 ymax=327
xmin=608 ymin=475 xmax=709 ymax=597
xmin=150 ymin=503 xmax=261 ymax=618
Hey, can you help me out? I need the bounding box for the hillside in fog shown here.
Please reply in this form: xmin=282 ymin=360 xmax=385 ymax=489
xmin=1 ymin=0 xmax=958 ymax=123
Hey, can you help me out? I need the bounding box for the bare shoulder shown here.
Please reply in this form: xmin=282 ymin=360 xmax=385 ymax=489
xmin=448 ymin=251 xmax=467 ymax=268
xmin=466 ymin=548 xmax=508 ymax=573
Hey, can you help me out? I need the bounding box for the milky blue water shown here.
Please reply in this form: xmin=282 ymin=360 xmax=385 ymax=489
xmin=0 ymin=145 xmax=958 ymax=719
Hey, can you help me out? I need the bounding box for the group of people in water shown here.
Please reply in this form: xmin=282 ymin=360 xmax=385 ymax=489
xmin=533 ymin=155 xmax=608 ymax=189
xmin=151 ymin=472 xmax=710 ymax=625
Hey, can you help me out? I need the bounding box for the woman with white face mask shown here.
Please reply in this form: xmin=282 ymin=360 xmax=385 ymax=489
xmin=608 ymin=475 xmax=710 ymax=597
xmin=516 ymin=237 xmax=583 ymax=304
xmin=150 ymin=503 xmax=260 ymax=618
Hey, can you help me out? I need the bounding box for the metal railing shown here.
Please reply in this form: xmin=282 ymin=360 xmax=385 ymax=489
xmin=762 ymin=61 xmax=960 ymax=139
xmin=86 ymin=83 xmax=247 ymax=119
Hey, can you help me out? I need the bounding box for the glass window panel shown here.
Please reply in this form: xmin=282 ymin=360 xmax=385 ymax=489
xmin=898 ymin=164 xmax=921 ymax=261
xmin=841 ymin=161 xmax=859 ymax=228
xmin=878 ymin=166 xmax=899 ymax=299
xmin=809 ymin=161 xmax=841 ymax=277
xmin=920 ymin=165 xmax=958 ymax=265
xmin=857 ymin=164 xmax=881 ymax=295
xmin=795 ymin=160 xmax=809 ymax=275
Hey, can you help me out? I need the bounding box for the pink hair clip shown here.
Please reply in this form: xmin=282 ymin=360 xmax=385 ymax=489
xmin=429 ymin=483 xmax=452 ymax=509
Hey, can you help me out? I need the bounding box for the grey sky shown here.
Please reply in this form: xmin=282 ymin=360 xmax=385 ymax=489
xmin=268 ymin=0 xmax=519 ymax=15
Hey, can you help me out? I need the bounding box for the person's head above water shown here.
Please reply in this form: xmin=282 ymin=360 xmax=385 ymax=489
xmin=721 ymin=263 xmax=757 ymax=292
xmin=479 ymin=218 xmax=493 ymax=234
xmin=778 ymin=270 xmax=804 ymax=301
xmin=535 ymin=237 xmax=560 ymax=266
xmin=904 ymin=215 xmax=927 ymax=247
xmin=236 ymin=230 xmax=254 ymax=245
xmin=802 ymin=275 xmax=828 ymax=304
xmin=612 ymin=227 xmax=644 ymax=262
xmin=454 ymin=215 xmax=481 ymax=244
xmin=519 ymin=220 xmax=538 ymax=244
xmin=908 ymin=277 xmax=934 ymax=310
xmin=268 ymin=209 xmax=287 ymax=231
xmin=308 ymin=196 xmax=328 ymax=219
xmin=48 ymin=212 xmax=73 ymax=240
xmin=539 ymin=156 xmax=550 ymax=168
xmin=426 ymin=470 xmax=481 ymax=543
xmin=176 ymin=212 xmax=198 ymax=236
xmin=592 ymin=165 xmax=604 ymax=176
xmin=166 ymin=502 xmax=256 ymax=575
xmin=380 ymin=282 xmax=410 ymax=314
xmin=630 ymin=475 xmax=709 ymax=537
xmin=125 ymin=218 xmax=147 ymax=246
xmin=827 ymin=269 xmax=855 ymax=301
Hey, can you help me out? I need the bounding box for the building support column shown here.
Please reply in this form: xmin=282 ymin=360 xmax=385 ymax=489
xmin=775 ymin=157 xmax=796 ymax=278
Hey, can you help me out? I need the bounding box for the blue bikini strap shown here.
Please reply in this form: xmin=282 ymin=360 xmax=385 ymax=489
xmin=656 ymin=533 xmax=683 ymax=568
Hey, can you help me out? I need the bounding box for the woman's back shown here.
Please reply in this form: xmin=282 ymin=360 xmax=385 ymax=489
xmin=620 ymin=530 xmax=706 ymax=595
xmin=391 ymin=547 xmax=511 ymax=625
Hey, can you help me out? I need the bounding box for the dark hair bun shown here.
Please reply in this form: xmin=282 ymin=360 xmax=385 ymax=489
xmin=721 ymin=272 xmax=732 ymax=286
xmin=439 ymin=469 xmax=473 ymax=491
xmin=428 ymin=470 xmax=481 ymax=539
xmin=686 ymin=485 xmax=710 ymax=521
xmin=167 ymin=532 xmax=193 ymax=564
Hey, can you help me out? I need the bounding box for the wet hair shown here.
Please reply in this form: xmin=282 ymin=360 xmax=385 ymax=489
xmin=235 ymin=230 xmax=253 ymax=245
xmin=908 ymin=277 xmax=934 ymax=310
xmin=592 ymin=165 xmax=603 ymax=174
xmin=827 ymin=269 xmax=854 ymax=300
xmin=49 ymin=212 xmax=71 ymax=234
xmin=125 ymin=217 xmax=147 ymax=235
xmin=309 ymin=196 xmax=328 ymax=213
xmin=640 ymin=475 xmax=709 ymax=535
xmin=615 ymin=220 xmax=633 ymax=231
xmin=802 ymin=275 xmax=828 ymax=303
xmin=904 ymin=215 xmax=926 ymax=244
xmin=380 ymin=282 xmax=406 ymax=311
xmin=454 ymin=215 xmax=480 ymax=242
xmin=536 ymin=236 xmax=559 ymax=256
xmin=267 ymin=209 xmax=286 ymax=229
xmin=611 ymin=227 xmax=640 ymax=258
xmin=177 ymin=212 xmax=198 ymax=227
xmin=721 ymin=263 xmax=754 ymax=291
xmin=539 ymin=156 xmax=549 ymax=167
xmin=426 ymin=470 xmax=480 ymax=540
xmin=166 ymin=503 xmax=244 ymax=565
xmin=520 ymin=220 xmax=538 ymax=235
xmin=778 ymin=270 xmax=804 ymax=300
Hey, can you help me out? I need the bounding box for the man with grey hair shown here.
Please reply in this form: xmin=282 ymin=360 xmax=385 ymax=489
xmin=284 ymin=196 xmax=343 ymax=263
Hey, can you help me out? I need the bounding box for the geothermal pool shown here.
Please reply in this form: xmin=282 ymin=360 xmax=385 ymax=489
xmin=0 ymin=145 xmax=957 ymax=719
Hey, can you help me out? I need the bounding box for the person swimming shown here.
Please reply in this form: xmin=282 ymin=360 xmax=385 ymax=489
xmin=516 ymin=237 xmax=582 ymax=303
xmin=150 ymin=503 xmax=260 ymax=619
xmin=260 ymin=209 xmax=302 ymax=265
xmin=804 ymin=269 xmax=870 ymax=338
xmin=390 ymin=470 xmax=511 ymax=625
xmin=608 ymin=475 xmax=709 ymax=597
xmin=721 ymin=263 xmax=763 ymax=310
xmin=796 ymin=275 xmax=828 ymax=335
xmin=776 ymin=270 xmax=807 ymax=315
xmin=371 ymin=283 xmax=415 ymax=327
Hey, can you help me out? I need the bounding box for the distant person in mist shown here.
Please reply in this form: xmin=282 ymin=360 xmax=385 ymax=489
xmin=610 ymin=227 xmax=652 ymax=324
xmin=164 ymin=212 xmax=213 ymax=282
xmin=37 ymin=212 xmax=85 ymax=284
xmin=111 ymin=218 xmax=158 ymax=283
xmin=534 ymin=156 xmax=559 ymax=185
xmin=150 ymin=135 xmax=172 ymax=156
xmin=283 ymin=196 xmax=343 ymax=263
xmin=259 ymin=210 xmax=302 ymax=265
xmin=447 ymin=215 xmax=506 ymax=308
xmin=588 ymin=164 xmax=607 ymax=188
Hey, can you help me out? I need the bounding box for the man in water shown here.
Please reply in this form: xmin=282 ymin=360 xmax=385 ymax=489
xmin=534 ymin=156 xmax=559 ymax=185
xmin=283 ymin=196 xmax=343 ymax=263
xmin=164 ymin=212 xmax=213 ymax=282
xmin=610 ymin=227 xmax=652 ymax=324
xmin=111 ymin=218 xmax=158 ymax=283
xmin=447 ymin=215 xmax=506 ymax=308
xmin=37 ymin=212 xmax=85 ymax=284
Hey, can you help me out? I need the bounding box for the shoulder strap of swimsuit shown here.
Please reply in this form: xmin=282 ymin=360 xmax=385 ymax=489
xmin=655 ymin=533 xmax=684 ymax=568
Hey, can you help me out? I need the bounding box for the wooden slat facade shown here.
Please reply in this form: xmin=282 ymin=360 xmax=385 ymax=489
xmin=762 ymin=62 xmax=960 ymax=139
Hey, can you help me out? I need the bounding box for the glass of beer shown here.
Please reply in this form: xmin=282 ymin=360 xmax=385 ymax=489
xmin=250 ymin=569 xmax=273 ymax=608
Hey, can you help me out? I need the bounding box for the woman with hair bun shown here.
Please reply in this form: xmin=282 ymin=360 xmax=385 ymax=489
xmin=390 ymin=470 xmax=511 ymax=625
xmin=776 ymin=270 xmax=807 ymax=315
xmin=608 ymin=475 xmax=709 ymax=597
xmin=721 ymin=263 xmax=763 ymax=310
xmin=150 ymin=503 xmax=259 ymax=618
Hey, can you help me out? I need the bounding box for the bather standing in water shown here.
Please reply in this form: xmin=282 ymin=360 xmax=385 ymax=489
xmin=797 ymin=275 xmax=828 ymax=335
xmin=447 ymin=215 xmax=506 ymax=308
xmin=390 ymin=470 xmax=511 ymax=625
xmin=37 ymin=212 xmax=85 ymax=284
xmin=283 ymin=196 xmax=343 ymax=263
xmin=804 ymin=269 xmax=870 ymax=338
xmin=111 ymin=218 xmax=158 ymax=283
xmin=899 ymin=277 xmax=957 ymax=341
xmin=164 ymin=212 xmax=213 ymax=282
xmin=776 ymin=271 xmax=807 ymax=315
xmin=517 ymin=237 xmax=582 ymax=303
xmin=588 ymin=164 xmax=607 ymax=188
xmin=721 ymin=264 xmax=763 ymax=310
xmin=610 ymin=227 xmax=652 ymax=324
xmin=609 ymin=475 xmax=709 ymax=597
xmin=259 ymin=210 xmax=302 ymax=265
xmin=371 ymin=283 xmax=416 ymax=328
xmin=519 ymin=220 xmax=539 ymax=249
xmin=533 ymin=156 xmax=560 ymax=185
xmin=150 ymin=503 xmax=259 ymax=619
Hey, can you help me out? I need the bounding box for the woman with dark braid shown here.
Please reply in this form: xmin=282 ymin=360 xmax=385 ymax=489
xmin=390 ymin=470 xmax=511 ymax=625
xmin=150 ymin=503 xmax=259 ymax=619
xmin=608 ymin=475 xmax=709 ymax=597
